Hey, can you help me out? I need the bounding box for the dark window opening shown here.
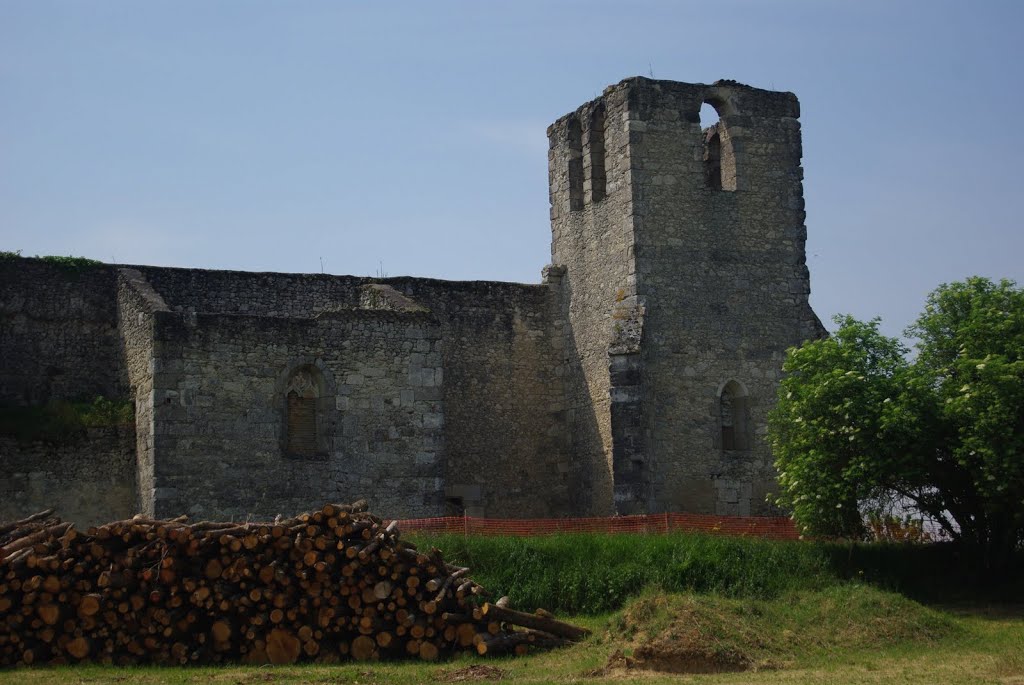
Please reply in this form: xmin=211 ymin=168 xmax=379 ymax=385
xmin=445 ymin=497 xmax=465 ymax=517
xmin=700 ymin=101 xmax=736 ymax=192
xmin=567 ymin=116 xmax=584 ymax=211
xmin=587 ymin=106 xmax=607 ymax=202
xmin=720 ymin=381 xmax=750 ymax=451
xmin=704 ymin=128 xmax=723 ymax=190
xmin=287 ymin=391 xmax=318 ymax=456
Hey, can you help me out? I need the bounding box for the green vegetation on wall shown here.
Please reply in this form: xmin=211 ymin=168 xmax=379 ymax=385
xmin=0 ymin=250 xmax=103 ymax=269
xmin=0 ymin=397 xmax=133 ymax=444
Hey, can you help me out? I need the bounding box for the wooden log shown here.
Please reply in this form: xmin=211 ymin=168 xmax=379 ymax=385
xmin=36 ymin=604 xmax=60 ymax=626
xmin=77 ymin=594 xmax=102 ymax=618
xmin=2 ymin=547 xmax=33 ymax=569
xmin=480 ymin=603 xmax=590 ymax=641
xmin=417 ymin=640 xmax=439 ymax=661
xmin=456 ymin=622 xmax=477 ymax=647
xmin=211 ymin=621 xmax=231 ymax=643
xmin=351 ymin=635 xmax=376 ymax=661
xmin=0 ymin=522 xmax=73 ymax=562
xmin=66 ymin=636 xmax=90 ymax=660
xmin=0 ymin=509 xmax=56 ymax=537
xmin=265 ymin=628 xmax=301 ymax=665
xmin=476 ymin=629 xmax=571 ymax=656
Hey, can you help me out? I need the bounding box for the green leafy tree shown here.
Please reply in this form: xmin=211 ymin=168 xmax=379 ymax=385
xmin=769 ymin=277 xmax=1024 ymax=572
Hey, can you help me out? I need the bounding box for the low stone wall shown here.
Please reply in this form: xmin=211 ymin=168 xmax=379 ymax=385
xmin=0 ymin=426 xmax=138 ymax=527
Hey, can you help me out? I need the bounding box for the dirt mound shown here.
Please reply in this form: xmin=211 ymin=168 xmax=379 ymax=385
xmin=629 ymin=643 xmax=752 ymax=674
xmin=603 ymin=593 xmax=761 ymax=674
xmin=598 ymin=586 xmax=959 ymax=675
xmin=437 ymin=664 xmax=508 ymax=681
xmin=590 ymin=646 xmax=751 ymax=676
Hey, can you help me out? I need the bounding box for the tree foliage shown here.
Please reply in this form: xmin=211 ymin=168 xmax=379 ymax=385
xmin=769 ymin=277 xmax=1024 ymax=571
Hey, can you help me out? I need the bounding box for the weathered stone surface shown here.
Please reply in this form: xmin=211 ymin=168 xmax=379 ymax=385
xmin=0 ymin=77 xmax=824 ymax=523
xmin=0 ymin=427 xmax=136 ymax=527
xmin=548 ymin=77 xmax=825 ymax=516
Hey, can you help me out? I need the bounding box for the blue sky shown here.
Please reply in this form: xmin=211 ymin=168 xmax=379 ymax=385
xmin=2 ymin=1 xmax=1022 ymax=339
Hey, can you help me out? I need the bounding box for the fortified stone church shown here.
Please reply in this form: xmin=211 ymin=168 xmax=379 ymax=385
xmin=0 ymin=78 xmax=824 ymax=525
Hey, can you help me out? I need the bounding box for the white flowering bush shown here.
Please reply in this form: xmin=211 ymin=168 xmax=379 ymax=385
xmin=768 ymin=278 xmax=1024 ymax=574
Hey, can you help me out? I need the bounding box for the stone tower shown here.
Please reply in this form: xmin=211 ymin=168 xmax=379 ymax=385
xmin=548 ymin=77 xmax=825 ymax=516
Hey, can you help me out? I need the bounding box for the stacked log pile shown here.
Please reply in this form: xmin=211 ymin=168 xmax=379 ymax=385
xmin=0 ymin=502 xmax=588 ymax=666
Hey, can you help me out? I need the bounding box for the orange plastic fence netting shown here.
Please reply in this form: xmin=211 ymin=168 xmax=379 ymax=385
xmin=392 ymin=513 xmax=799 ymax=540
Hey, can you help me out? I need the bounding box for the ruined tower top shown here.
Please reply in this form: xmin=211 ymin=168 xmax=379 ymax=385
xmin=547 ymin=76 xmax=803 ymax=223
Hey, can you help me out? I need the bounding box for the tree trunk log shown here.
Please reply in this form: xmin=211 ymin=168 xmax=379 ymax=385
xmin=481 ymin=603 xmax=590 ymax=641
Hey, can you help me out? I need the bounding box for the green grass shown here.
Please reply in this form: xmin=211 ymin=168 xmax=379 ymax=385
xmin=608 ymin=584 xmax=961 ymax=670
xmin=409 ymin=533 xmax=832 ymax=613
xmin=408 ymin=532 xmax=1021 ymax=614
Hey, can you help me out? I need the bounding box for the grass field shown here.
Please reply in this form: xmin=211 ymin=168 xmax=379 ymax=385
xmin=408 ymin=532 xmax=1019 ymax=612
xmin=2 ymin=533 xmax=1022 ymax=684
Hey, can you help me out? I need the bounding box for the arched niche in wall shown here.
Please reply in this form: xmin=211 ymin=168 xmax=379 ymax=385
xmin=718 ymin=379 xmax=750 ymax=451
xmin=282 ymin=363 xmax=332 ymax=459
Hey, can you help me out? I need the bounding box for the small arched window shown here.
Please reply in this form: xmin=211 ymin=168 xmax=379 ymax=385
xmin=285 ymin=366 xmax=324 ymax=457
xmin=720 ymin=380 xmax=750 ymax=451
xmin=700 ymin=100 xmax=736 ymax=192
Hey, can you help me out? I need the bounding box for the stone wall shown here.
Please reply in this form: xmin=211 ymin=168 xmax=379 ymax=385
xmin=137 ymin=266 xmax=362 ymax=317
xmin=132 ymin=267 xmax=571 ymax=520
xmin=547 ymin=85 xmax=639 ymax=516
xmin=0 ymin=426 xmax=137 ymax=527
xmin=0 ymin=259 xmax=572 ymax=523
xmin=117 ymin=269 xmax=171 ymax=516
xmin=0 ymin=259 xmax=123 ymax=405
xmin=145 ymin=307 xmax=444 ymax=520
xmin=383 ymin=278 xmax=570 ymax=518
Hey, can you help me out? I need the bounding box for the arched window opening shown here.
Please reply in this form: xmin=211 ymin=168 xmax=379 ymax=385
xmin=285 ymin=366 xmax=324 ymax=457
xmin=587 ymin=105 xmax=607 ymax=203
xmin=720 ymin=380 xmax=750 ymax=451
xmin=704 ymin=128 xmax=723 ymax=190
xmin=567 ymin=116 xmax=584 ymax=211
xmin=700 ymin=101 xmax=736 ymax=192
xmin=700 ymin=102 xmax=723 ymax=190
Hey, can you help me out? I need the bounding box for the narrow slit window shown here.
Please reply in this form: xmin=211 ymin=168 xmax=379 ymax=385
xmin=567 ymin=116 xmax=584 ymax=211
xmin=704 ymin=128 xmax=723 ymax=190
xmin=587 ymin=106 xmax=607 ymax=202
